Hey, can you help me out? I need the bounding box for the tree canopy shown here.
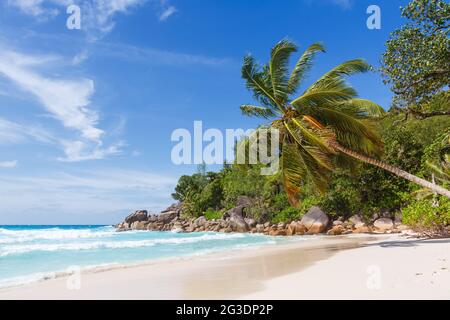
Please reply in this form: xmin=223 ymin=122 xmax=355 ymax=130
xmin=381 ymin=0 xmax=449 ymax=107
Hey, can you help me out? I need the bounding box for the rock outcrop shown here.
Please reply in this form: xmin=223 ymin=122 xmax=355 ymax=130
xmin=300 ymin=206 xmax=330 ymax=234
xmin=349 ymin=215 xmax=365 ymax=229
xmin=125 ymin=210 xmax=148 ymax=224
xmin=374 ymin=218 xmax=394 ymax=231
xmin=116 ymin=203 xmax=412 ymax=236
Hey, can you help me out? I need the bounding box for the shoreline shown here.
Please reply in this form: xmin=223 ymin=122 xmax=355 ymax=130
xmin=3 ymin=233 xmax=445 ymax=299
xmin=0 ymin=233 xmax=286 ymax=290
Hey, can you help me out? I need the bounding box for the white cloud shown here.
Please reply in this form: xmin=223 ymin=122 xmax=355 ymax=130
xmin=159 ymin=5 xmax=176 ymax=21
xmin=332 ymin=0 xmax=352 ymax=9
xmin=0 ymin=49 xmax=122 ymax=161
xmin=0 ymin=160 xmax=18 ymax=168
xmin=303 ymin=0 xmax=353 ymax=10
xmin=83 ymin=0 xmax=148 ymax=35
xmin=6 ymin=0 xmax=176 ymax=37
xmin=0 ymin=169 xmax=177 ymax=223
xmin=0 ymin=50 xmax=101 ymax=141
xmin=0 ymin=117 xmax=55 ymax=144
xmin=72 ymin=50 xmax=89 ymax=65
xmin=58 ymin=139 xmax=124 ymax=162
xmin=98 ymin=42 xmax=231 ymax=67
xmin=7 ymin=0 xmax=61 ymax=19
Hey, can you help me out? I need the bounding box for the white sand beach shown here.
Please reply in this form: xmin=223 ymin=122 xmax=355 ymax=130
xmin=0 ymin=234 xmax=449 ymax=300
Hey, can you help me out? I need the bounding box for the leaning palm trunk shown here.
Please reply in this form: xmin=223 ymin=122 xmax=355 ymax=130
xmin=330 ymin=142 xmax=450 ymax=198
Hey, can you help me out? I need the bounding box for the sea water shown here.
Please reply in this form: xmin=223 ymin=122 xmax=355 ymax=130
xmin=0 ymin=225 xmax=302 ymax=288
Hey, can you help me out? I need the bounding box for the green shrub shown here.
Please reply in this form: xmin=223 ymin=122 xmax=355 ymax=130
xmin=402 ymin=198 xmax=450 ymax=231
xmin=204 ymin=208 xmax=223 ymax=220
xmin=271 ymin=207 xmax=301 ymax=224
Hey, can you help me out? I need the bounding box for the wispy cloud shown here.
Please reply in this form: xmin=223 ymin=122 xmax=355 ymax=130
xmin=0 ymin=117 xmax=55 ymax=145
xmin=0 ymin=169 xmax=177 ymax=223
xmin=83 ymin=0 xmax=148 ymax=36
xmin=0 ymin=160 xmax=18 ymax=168
xmin=58 ymin=139 xmax=124 ymax=162
xmin=72 ymin=50 xmax=89 ymax=65
xmin=0 ymin=48 xmax=122 ymax=161
xmin=303 ymin=0 xmax=353 ymax=10
xmin=6 ymin=0 xmax=177 ymax=38
xmin=7 ymin=0 xmax=62 ymax=19
xmin=159 ymin=5 xmax=176 ymax=21
xmin=0 ymin=50 xmax=100 ymax=141
xmin=331 ymin=0 xmax=352 ymax=9
xmin=97 ymin=42 xmax=231 ymax=67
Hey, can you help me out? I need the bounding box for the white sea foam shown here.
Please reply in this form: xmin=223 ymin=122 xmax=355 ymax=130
xmin=0 ymin=232 xmax=249 ymax=257
xmin=0 ymin=227 xmax=114 ymax=244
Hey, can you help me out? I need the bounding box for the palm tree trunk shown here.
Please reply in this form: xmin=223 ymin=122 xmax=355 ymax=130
xmin=330 ymin=142 xmax=450 ymax=199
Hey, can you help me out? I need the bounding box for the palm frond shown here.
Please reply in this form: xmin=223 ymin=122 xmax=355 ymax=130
xmin=235 ymin=125 xmax=277 ymax=164
xmin=240 ymin=105 xmax=277 ymax=119
xmin=291 ymin=77 xmax=357 ymax=109
xmin=290 ymin=117 xmax=336 ymax=155
xmin=269 ymin=39 xmax=297 ymax=103
xmin=309 ymin=59 xmax=371 ymax=91
xmin=305 ymin=106 xmax=383 ymax=156
xmin=285 ymin=122 xmax=333 ymax=170
xmin=295 ymin=143 xmax=332 ymax=196
xmin=281 ymin=141 xmax=304 ymax=207
xmin=241 ymin=55 xmax=283 ymax=111
xmin=338 ymin=99 xmax=386 ymax=118
xmin=288 ymin=43 xmax=325 ymax=94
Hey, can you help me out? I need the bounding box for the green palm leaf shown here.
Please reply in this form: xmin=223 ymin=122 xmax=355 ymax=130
xmin=338 ymin=99 xmax=386 ymax=118
xmin=291 ymin=78 xmax=357 ymax=109
xmin=288 ymin=43 xmax=325 ymax=94
xmin=309 ymin=59 xmax=371 ymax=92
xmin=281 ymin=139 xmax=332 ymax=206
xmin=240 ymin=105 xmax=277 ymax=119
xmin=269 ymin=39 xmax=297 ymax=103
xmin=241 ymin=55 xmax=283 ymax=111
xmin=281 ymin=140 xmax=305 ymax=206
xmin=308 ymin=106 xmax=383 ymax=155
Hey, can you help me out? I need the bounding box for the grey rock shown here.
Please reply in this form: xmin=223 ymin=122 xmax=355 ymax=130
xmin=229 ymin=215 xmax=249 ymax=232
xmin=349 ymin=215 xmax=365 ymax=228
xmin=158 ymin=210 xmax=178 ymax=224
xmin=236 ymin=196 xmax=252 ymax=207
xmin=194 ymin=216 xmax=207 ymax=226
xmin=374 ymin=218 xmax=394 ymax=231
xmin=245 ymin=218 xmax=257 ymax=228
xmin=131 ymin=220 xmax=149 ymax=230
xmin=124 ymin=210 xmax=148 ymax=224
xmin=300 ymin=206 xmax=329 ymax=234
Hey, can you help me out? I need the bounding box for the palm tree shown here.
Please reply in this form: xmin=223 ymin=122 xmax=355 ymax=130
xmin=240 ymin=39 xmax=450 ymax=206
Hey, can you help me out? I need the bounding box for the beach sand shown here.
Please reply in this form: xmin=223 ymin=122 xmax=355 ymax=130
xmin=0 ymin=234 xmax=449 ymax=300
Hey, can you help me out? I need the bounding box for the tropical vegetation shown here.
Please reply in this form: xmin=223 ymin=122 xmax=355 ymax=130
xmin=172 ymin=0 xmax=450 ymax=233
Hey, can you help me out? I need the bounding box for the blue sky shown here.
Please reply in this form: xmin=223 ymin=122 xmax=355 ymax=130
xmin=0 ymin=0 xmax=409 ymax=224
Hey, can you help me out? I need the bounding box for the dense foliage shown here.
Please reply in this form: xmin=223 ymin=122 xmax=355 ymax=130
xmin=172 ymin=114 xmax=450 ymax=224
xmin=171 ymin=0 xmax=450 ymax=232
xmin=381 ymin=0 xmax=449 ymax=107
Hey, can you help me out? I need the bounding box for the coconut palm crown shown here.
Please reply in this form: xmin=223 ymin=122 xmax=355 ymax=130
xmin=240 ymin=39 xmax=450 ymax=205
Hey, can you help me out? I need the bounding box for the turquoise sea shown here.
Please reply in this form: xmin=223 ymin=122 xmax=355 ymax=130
xmin=0 ymin=225 xmax=303 ymax=288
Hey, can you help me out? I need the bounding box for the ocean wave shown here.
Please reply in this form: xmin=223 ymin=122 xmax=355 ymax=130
xmin=0 ymin=239 xmax=278 ymax=289
xmin=0 ymin=233 xmax=249 ymax=257
xmin=0 ymin=227 xmax=115 ymax=244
